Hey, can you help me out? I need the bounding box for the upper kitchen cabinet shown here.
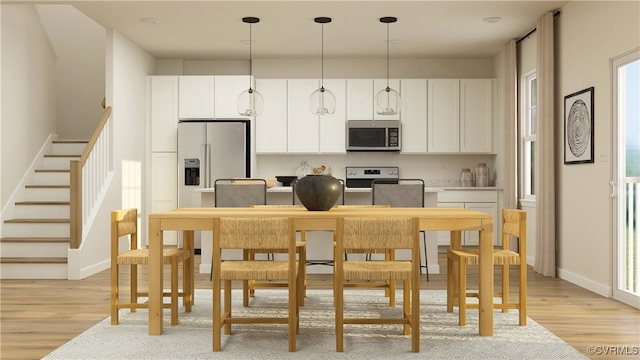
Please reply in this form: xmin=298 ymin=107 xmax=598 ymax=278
xmin=148 ymin=76 xmax=178 ymax=152
xmin=255 ymin=79 xmax=288 ymax=153
xmin=178 ymin=76 xmax=251 ymax=119
xmin=318 ymin=79 xmax=347 ymax=153
xmin=400 ymin=79 xmax=427 ymax=153
xmin=346 ymin=79 xmax=400 ymax=120
xmin=214 ymin=75 xmax=252 ymax=118
xmin=427 ymin=79 xmax=495 ymax=153
xmin=287 ymin=79 xmax=320 ymax=153
xmin=178 ymin=76 xmax=215 ymax=119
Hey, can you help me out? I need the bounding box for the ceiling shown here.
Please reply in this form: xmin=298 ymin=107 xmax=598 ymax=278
xmin=55 ymin=1 xmax=566 ymax=60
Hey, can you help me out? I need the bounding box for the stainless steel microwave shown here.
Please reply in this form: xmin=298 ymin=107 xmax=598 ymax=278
xmin=346 ymin=120 xmax=401 ymax=151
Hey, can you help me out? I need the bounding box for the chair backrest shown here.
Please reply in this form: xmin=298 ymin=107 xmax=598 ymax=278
xmin=110 ymin=208 xmax=138 ymax=261
xmin=214 ymin=178 xmax=266 ymax=207
xmin=217 ymin=217 xmax=294 ymax=251
xmin=338 ymin=217 xmax=419 ymax=251
xmin=372 ymin=179 xmax=424 ymax=207
xmin=292 ymin=178 xmax=345 ymax=205
xmin=502 ymin=208 xmax=527 ymax=252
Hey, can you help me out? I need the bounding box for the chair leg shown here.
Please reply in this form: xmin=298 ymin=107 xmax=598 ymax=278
xmin=422 ymin=231 xmax=429 ymax=281
xmin=130 ymin=264 xmax=138 ymax=313
xmin=110 ymin=263 xmax=119 ymax=325
xmin=335 ymin=276 xmax=344 ymax=352
xmin=411 ymin=276 xmax=420 ymax=353
xmin=224 ymin=280 xmax=232 ymax=335
xmin=519 ymin=261 xmax=527 ymax=326
xmin=288 ymin=271 xmax=297 ymax=352
xmin=170 ymin=258 xmax=179 ymax=326
xmin=502 ymin=263 xmax=510 ymax=313
xmin=458 ymin=258 xmax=467 ymax=326
xmin=403 ymin=279 xmax=410 ymax=335
xmin=446 ymin=253 xmax=455 ymax=313
xmin=213 ymin=275 xmax=222 ymax=351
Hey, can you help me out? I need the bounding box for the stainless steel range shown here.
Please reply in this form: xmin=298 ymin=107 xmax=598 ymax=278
xmin=345 ymin=166 xmax=399 ymax=188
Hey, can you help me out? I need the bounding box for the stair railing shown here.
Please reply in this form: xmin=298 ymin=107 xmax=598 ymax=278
xmin=69 ymin=106 xmax=113 ymax=249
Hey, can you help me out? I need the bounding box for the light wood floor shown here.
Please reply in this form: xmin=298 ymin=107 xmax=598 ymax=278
xmin=1 ymin=252 xmax=638 ymax=360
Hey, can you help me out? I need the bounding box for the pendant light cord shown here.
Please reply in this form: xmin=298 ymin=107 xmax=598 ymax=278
xmin=321 ymin=22 xmax=325 ymax=89
xmin=386 ymin=21 xmax=390 ymax=89
xmin=249 ymin=22 xmax=253 ymax=90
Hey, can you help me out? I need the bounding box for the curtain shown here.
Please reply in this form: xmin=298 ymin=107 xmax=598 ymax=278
xmin=534 ymin=12 xmax=556 ymax=277
xmin=503 ymin=39 xmax=518 ymax=210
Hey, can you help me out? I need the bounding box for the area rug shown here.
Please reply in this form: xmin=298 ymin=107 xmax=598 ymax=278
xmin=43 ymin=289 xmax=587 ymax=359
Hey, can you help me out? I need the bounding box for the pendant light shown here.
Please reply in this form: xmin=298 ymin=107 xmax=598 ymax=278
xmin=237 ymin=17 xmax=264 ymax=116
xmin=375 ymin=16 xmax=401 ymax=116
xmin=309 ymin=17 xmax=336 ymax=115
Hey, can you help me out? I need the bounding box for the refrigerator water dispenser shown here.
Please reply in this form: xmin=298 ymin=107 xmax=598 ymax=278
xmin=184 ymin=158 xmax=200 ymax=186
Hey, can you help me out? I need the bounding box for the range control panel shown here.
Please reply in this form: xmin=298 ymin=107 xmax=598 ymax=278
xmin=345 ymin=166 xmax=399 ymax=188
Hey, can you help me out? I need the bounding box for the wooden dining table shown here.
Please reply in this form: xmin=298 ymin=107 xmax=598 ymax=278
xmin=147 ymin=206 xmax=494 ymax=336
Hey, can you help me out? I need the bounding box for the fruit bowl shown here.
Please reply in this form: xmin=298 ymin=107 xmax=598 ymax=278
xmin=276 ymin=176 xmax=298 ymax=186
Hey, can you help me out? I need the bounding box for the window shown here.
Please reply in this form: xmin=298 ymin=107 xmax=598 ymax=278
xmin=522 ymin=71 xmax=536 ymax=199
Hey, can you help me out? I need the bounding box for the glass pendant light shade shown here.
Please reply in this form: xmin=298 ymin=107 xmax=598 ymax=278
xmin=375 ymin=87 xmax=401 ymax=115
xmin=310 ymin=87 xmax=336 ymax=115
xmin=376 ymin=16 xmax=401 ymax=116
xmin=237 ymin=17 xmax=263 ymax=116
xmin=310 ymin=17 xmax=335 ymax=116
xmin=237 ymin=87 xmax=264 ymax=116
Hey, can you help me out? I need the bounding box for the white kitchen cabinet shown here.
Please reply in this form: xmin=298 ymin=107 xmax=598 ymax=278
xmin=150 ymin=152 xmax=178 ymax=245
xmin=287 ymin=79 xmax=320 ymax=153
xmin=148 ymin=76 xmax=178 ymax=152
xmin=428 ymin=79 xmax=460 ymax=153
xmin=460 ymin=79 xmax=495 ymax=153
xmin=214 ymin=75 xmax=251 ymax=118
xmin=346 ymin=79 xmax=373 ymax=120
xmin=255 ymin=79 xmax=288 ymax=153
xmin=400 ymin=79 xmax=427 ymax=153
xmin=178 ymin=76 xmax=215 ymax=119
xmin=373 ymin=78 xmax=401 ymax=121
xmin=427 ymin=78 xmax=495 ymax=153
xmin=437 ymin=190 xmax=499 ymax=246
xmin=318 ymin=79 xmax=347 ymax=153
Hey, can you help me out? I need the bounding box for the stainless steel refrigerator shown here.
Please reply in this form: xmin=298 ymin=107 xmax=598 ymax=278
xmin=178 ymin=119 xmax=251 ymax=248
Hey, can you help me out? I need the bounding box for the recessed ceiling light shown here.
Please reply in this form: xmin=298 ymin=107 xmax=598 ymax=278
xmin=140 ymin=18 xmax=159 ymax=25
xmin=483 ymin=17 xmax=501 ymax=23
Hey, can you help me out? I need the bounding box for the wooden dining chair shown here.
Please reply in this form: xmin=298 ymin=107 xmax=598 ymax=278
xmin=110 ymin=208 xmax=193 ymax=326
xmin=212 ymin=217 xmax=301 ymax=352
xmin=248 ymin=205 xmax=308 ymax=305
xmin=334 ymin=217 xmax=420 ymax=353
xmin=447 ymin=208 xmax=527 ymax=326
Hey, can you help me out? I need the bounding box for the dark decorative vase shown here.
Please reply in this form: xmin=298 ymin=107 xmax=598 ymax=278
xmin=294 ymin=175 xmax=341 ymax=211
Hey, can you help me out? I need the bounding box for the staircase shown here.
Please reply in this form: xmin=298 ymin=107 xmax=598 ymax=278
xmin=0 ymin=140 xmax=87 ymax=279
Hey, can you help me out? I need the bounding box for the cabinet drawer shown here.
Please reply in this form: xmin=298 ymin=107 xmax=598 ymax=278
xmin=438 ymin=190 xmax=497 ymax=203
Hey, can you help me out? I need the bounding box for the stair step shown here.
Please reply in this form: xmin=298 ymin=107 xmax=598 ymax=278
xmin=35 ymin=169 xmax=70 ymax=173
xmin=25 ymin=185 xmax=70 ymax=189
xmin=15 ymin=201 xmax=70 ymax=206
xmin=0 ymin=257 xmax=67 ymax=264
xmin=53 ymin=140 xmax=88 ymax=144
xmin=4 ymin=218 xmax=70 ymax=224
xmin=1 ymin=237 xmax=70 ymax=243
xmin=43 ymin=154 xmax=81 ymax=158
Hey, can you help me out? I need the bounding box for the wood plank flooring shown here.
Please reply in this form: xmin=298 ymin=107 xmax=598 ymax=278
xmin=1 ymin=253 xmax=638 ymax=360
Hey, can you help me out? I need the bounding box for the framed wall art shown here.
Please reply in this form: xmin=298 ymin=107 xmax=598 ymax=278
xmin=564 ymin=86 xmax=594 ymax=164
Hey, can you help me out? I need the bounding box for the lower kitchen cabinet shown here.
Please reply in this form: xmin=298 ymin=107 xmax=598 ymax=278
xmin=437 ymin=190 xmax=499 ymax=246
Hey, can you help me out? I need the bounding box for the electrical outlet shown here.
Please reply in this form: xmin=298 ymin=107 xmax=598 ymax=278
xmin=598 ymin=151 xmax=607 ymax=162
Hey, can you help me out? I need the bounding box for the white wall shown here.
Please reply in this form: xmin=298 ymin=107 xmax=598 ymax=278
xmin=70 ymin=29 xmax=156 ymax=279
xmin=555 ymin=1 xmax=639 ymax=296
xmin=35 ymin=5 xmax=106 ymax=140
xmin=1 ymin=5 xmax=57 ymax=210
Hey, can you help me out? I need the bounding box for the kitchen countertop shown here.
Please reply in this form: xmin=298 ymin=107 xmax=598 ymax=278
xmin=196 ymin=186 xmax=501 ymax=193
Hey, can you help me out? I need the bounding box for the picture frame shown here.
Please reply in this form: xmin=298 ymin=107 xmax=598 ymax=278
xmin=564 ymin=87 xmax=594 ymax=164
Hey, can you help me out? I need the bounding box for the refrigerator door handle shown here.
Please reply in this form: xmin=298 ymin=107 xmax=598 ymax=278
xmin=204 ymin=143 xmax=211 ymax=188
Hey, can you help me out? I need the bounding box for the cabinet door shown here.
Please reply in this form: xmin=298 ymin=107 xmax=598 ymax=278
xmin=464 ymin=202 xmax=498 ymax=246
xmin=427 ymin=79 xmax=460 ymax=153
xmin=149 ymin=76 xmax=178 ymax=152
xmin=460 ymin=79 xmax=494 ymax=153
xmin=319 ymin=79 xmax=347 ymax=153
xmin=255 ymin=79 xmax=288 ymax=153
xmin=373 ymin=78 xmax=401 ymax=120
xmin=178 ymin=76 xmax=215 ymax=119
xmin=150 ymin=152 xmax=178 ymax=245
xmin=287 ymin=79 xmax=320 ymax=153
xmin=400 ymin=79 xmax=427 ymax=153
xmin=214 ymin=75 xmax=251 ymax=118
xmin=346 ymin=79 xmax=374 ymax=120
